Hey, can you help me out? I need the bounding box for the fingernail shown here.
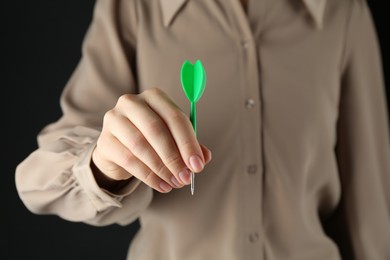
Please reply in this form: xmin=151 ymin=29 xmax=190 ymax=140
xmin=189 ymin=155 xmax=204 ymax=172
xmin=159 ymin=182 xmax=172 ymax=193
xmin=179 ymin=169 xmax=191 ymax=185
xmin=171 ymin=176 xmax=182 ymax=188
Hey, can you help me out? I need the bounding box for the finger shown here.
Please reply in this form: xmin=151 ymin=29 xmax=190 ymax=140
xmin=200 ymin=144 xmax=212 ymax=165
xmin=142 ymin=88 xmax=205 ymax=173
xmin=118 ymin=94 xmax=192 ymax=185
xmin=98 ymin=132 xmax=173 ymax=193
xmin=107 ymin=113 xmax=184 ymax=188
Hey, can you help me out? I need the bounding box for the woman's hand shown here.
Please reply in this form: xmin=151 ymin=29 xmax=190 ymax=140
xmin=92 ymin=88 xmax=212 ymax=193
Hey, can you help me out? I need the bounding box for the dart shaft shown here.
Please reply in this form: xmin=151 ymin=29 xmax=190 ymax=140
xmin=190 ymin=102 xmax=197 ymax=134
xmin=190 ymin=102 xmax=197 ymax=195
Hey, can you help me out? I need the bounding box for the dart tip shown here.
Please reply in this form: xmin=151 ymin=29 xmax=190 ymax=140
xmin=190 ymin=172 xmax=195 ymax=196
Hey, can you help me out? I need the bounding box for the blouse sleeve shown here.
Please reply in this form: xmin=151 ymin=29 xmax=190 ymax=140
xmin=335 ymin=1 xmax=390 ymax=259
xmin=15 ymin=0 xmax=153 ymax=226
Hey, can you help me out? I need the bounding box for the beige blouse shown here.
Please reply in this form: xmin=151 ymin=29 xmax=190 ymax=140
xmin=16 ymin=0 xmax=390 ymax=259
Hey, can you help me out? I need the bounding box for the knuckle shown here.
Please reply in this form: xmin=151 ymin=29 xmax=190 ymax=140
xmin=143 ymin=170 xmax=155 ymax=184
xmin=168 ymin=109 xmax=186 ymax=123
xmin=145 ymin=87 xmax=162 ymax=96
xmin=127 ymin=132 xmax=147 ymax=152
xmin=103 ymin=109 xmax=116 ymax=125
xmin=118 ymin=94 xmax=137 ymax=105
xmin=146 ymin=119 xmax=166 ymax=136
xmin=155 ymin=162 xmax=168 ymax=178
xmin=178 ymin=139 xmax=203 ymax=161
xmin=167 ymin=110 xmax=193 ymax=132
xmin=180 ymin=138 xmax=198 ymax=152
xmin=120 ymin=150 xmax=135 ymax=169
xmin=164 ymin=152 xmax=183 ymax=170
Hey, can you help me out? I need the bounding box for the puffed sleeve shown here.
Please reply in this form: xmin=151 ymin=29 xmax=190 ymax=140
xmin=335 ymin=1 xmax=390 ymax=259
xmin=15 ymin=0 xmax=153 ymax=226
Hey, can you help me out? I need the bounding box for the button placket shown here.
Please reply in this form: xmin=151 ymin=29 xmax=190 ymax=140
xmin=227 ymin=0 xmax=264 ymax=257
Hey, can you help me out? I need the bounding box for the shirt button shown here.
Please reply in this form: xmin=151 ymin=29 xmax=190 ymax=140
xmin=245 ymin=99 xmax=255 ymax=109
xmin=249 ymin=232 xmax=259 ymax=243
xmin=247 ymin=164 xmax=257 ymax=174
xmin=241 ymin=40 xmax=249 ymax=49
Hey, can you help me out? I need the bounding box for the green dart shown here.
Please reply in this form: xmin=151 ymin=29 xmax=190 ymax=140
xmin=180 ymin=59 xmax=206 ymax=195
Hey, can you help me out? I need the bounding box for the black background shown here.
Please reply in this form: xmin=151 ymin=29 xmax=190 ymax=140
xmin=1 ymin=1 xmax=389 ymax=259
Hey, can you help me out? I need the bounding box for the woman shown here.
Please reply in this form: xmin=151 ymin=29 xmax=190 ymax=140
xmin=16 ymin=0 xmax=390 ymax=259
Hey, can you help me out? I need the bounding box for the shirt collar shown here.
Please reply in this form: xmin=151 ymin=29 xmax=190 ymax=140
xmin=160 ymin=0 xmax=327 ymax=29
xmin=160 ymin=0 xmax=188 ymax=27
xmin=302 ymin=0 xmax=327 ymax=29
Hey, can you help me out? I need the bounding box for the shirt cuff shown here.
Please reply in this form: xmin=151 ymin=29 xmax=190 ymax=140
xmin=73 ymin=138 xmax=142 ymax=212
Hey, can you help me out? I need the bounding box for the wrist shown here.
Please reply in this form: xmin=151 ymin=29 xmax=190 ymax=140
xmin=90 ymin=155 xmax=132 ymax=192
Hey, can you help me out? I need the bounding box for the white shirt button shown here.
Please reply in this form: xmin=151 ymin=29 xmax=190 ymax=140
xmin=241 ymin=40 xmax=249 ymax=49
xmin=247 ymin=164 xmax=257 ymax=174
xmin=245 ymin=99 xmax=255 ymax=109
xmin=249 ymin=232 xmax=259 ymax=243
